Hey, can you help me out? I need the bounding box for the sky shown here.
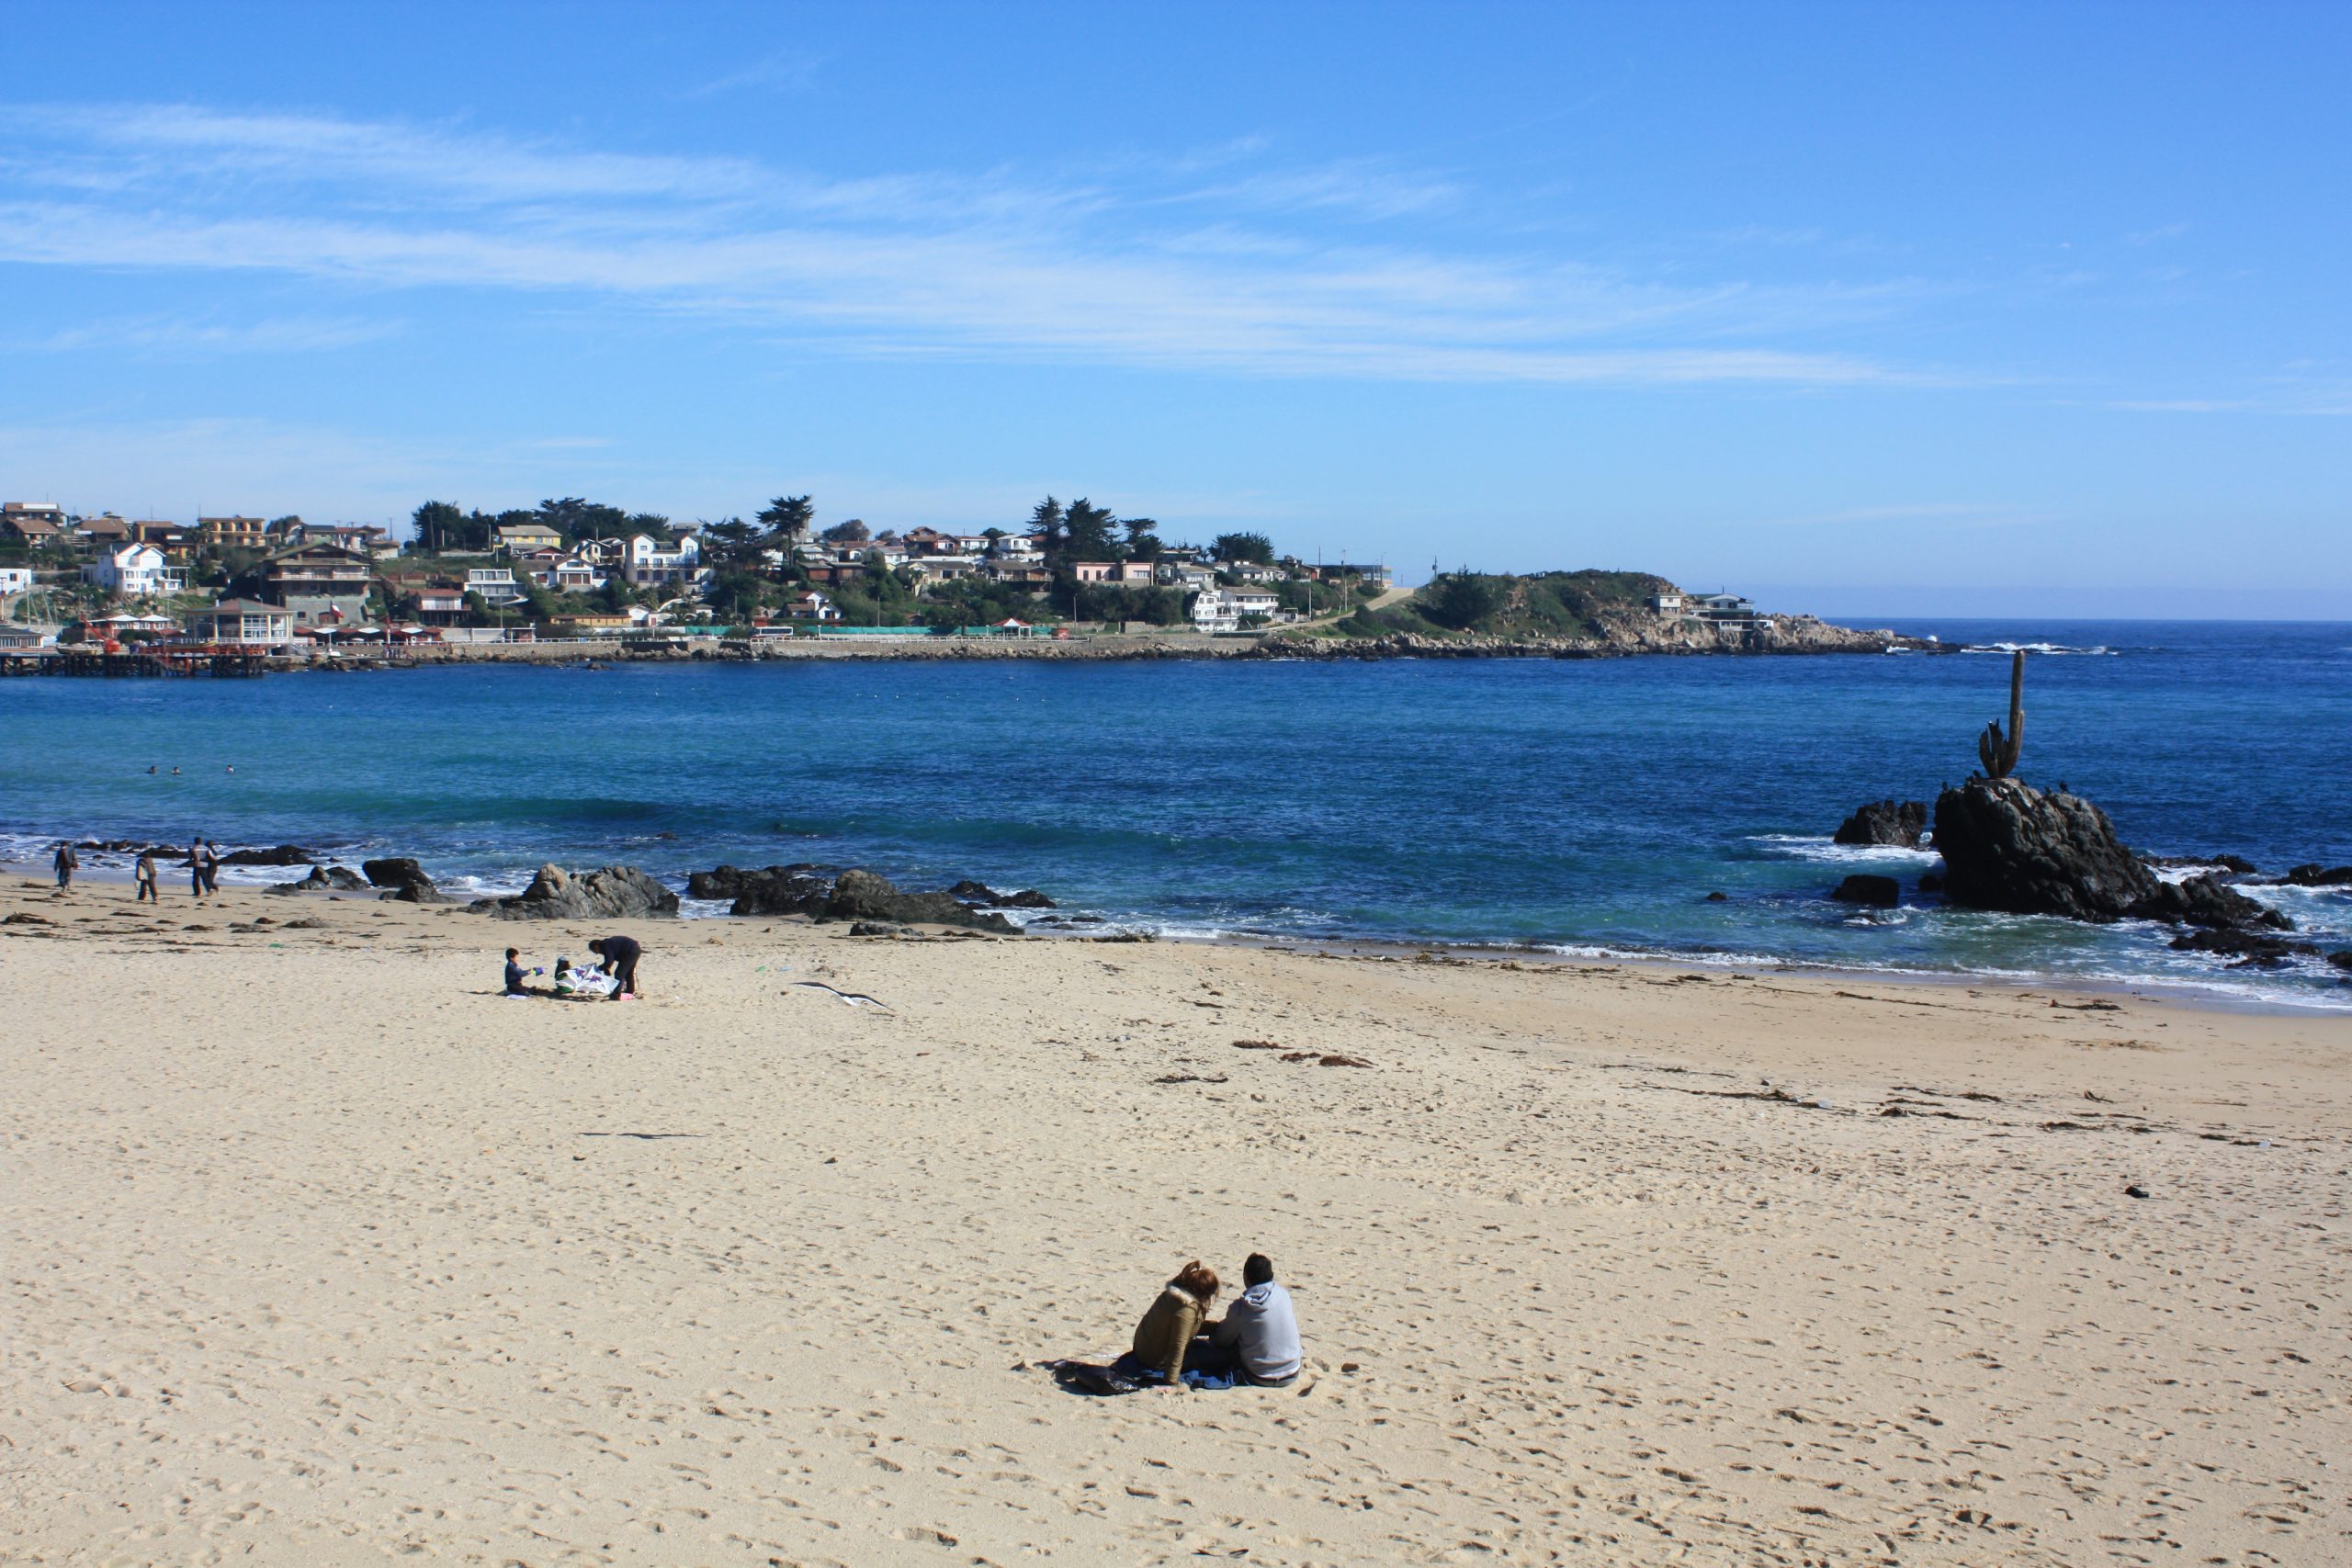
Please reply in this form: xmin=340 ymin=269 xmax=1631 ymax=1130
xmin=2 ymin=1 xmax=2347 ymax=615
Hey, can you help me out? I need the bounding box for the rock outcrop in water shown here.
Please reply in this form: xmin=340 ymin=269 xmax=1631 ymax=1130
xmin=1931 ymin=777 xmax=2286 ymax=931
xmin=218 ymin=844 xmax=320 ymax=866
xmin=469 ymin=863 xmax=680 ymax=921
xmin=1832 ymin=874 xmax=1902 ymax=908
xmin=1833 ymin=800 xmax=1928 ymax=848
xmin=268 ymin=865 xmax=368 ymax=894
xmin=2283 ymin=863 xmax=2352 ymax=887
xmin=691 ymin=863 xmax=1025 ymax=931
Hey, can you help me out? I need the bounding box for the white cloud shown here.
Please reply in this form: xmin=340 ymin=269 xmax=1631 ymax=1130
xmin=0 ymin=104 xmax=1953 ymax=387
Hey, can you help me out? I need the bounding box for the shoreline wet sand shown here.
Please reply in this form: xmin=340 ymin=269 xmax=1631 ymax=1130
xmin=5 ymin=874 xmax=2346 ymax=1565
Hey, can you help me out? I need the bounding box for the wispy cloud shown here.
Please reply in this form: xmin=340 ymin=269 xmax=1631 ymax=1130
xmin=681 ymin=49 xmax=827 ymax=100
xmin=23 ymin=312 xmax=397 ymax=355
xmin=0 ymin=104 xmax=1956 ymax=387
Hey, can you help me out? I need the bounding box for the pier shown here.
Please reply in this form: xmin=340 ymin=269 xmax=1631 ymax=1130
xmin=0 ymin=646 xmax=272 ymax=678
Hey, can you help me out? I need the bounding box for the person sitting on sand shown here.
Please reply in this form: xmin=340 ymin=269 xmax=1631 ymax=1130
xmin=1192 ymin=1252 xmax=1304 ymax=1386
xmin=587 ymin=935 xmax=640 ymax=1001
xmin=52 ymin=841 xmax=77 ymax=890
xmin=549 ymin=955 xmax=580 ymax=995
xmin=1127 ymin=1260 xmax=1220 ymax=1389
xmin=503 ymin=947 xmax=544 ymax=998
xmin=134 ymin=849 xmax=159 ymax=904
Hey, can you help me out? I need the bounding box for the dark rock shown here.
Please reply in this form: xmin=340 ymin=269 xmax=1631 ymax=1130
xmin=268 ymin=865 xmax=368 ymax=894
xmin=1831 ymin=874 xmax=1902 ymax=908
xmin=1833 ymin=800 xmax=1928 ymax=848
xmin=2283 ymin=863 xmax=2352 ymax=887
xmin=2327 ymin=951 xmax=2352 ymax=972
xmin=2125 ymin=1184 xmax=2150 ymax=1200
xmin=469 ymin=863 xmax=681 ymax=921
xmin=2130 ymin=874 xmax=2290 ymax=932
xmin=947 ymin=879 xmax=1057 ymax=909
xmin=1933 ymin=778 xmax=2158 ymax=922
xmin=688 ymin=863 xmax=826 ymax=901
xmin=360 ymin=855 xmax=450 ymax=905
xmin=2143 ymin=852 xmax=2259 ymax=877
xmin=218 ymin=844 xmax=319 ymax=866
xmin=1704 ymin=890 xmax=1729 ymax=902
xmin=725 ymin=867 xmax=839 ymax=919
xmin=2168 ymin=928 xmax=2315 ymax=964
xmin=847 ymin=920 xmax=908 ymax=938
xmin=1916 ymin=871 xmax=1945 ymax=895
xmin=826 ymin=869 xmax=1015 ymax=933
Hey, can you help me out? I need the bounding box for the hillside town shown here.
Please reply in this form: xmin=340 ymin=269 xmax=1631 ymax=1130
xmin=0 ymin=495 xmax=1396 ymax=653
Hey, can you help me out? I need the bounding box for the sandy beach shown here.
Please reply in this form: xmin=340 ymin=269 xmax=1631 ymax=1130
xmin=2 ymin=874 xmax=2346 ymax=1567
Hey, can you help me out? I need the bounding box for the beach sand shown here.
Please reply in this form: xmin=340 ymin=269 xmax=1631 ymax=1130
xmin=2 ymin=876 xmax=2345 ymax=1566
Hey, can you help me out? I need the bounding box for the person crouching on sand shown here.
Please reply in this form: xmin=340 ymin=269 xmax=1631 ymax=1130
xmin=1126 ymin=1261 xmax=1220 ymax=1391
xmin=587 ymin=935 xmax=640 ymax=1001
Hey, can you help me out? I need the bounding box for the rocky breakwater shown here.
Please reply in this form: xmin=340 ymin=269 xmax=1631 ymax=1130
xmin=469 ymin=863 xmax=681 ymax=921
xmin=1278 ymin=615 xmax=1905 ymax=660
xmin=1931 ymin=776 xmax=2301 ymax=959
xmin=689 ymin=863 xmax=1049 ymax=933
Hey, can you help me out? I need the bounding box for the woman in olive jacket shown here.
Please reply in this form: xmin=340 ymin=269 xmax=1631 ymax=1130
xmin=1130 ymin=1261 xmax=1220 ymax=1384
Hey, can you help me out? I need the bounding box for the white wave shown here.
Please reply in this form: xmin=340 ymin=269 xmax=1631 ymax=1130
xmin=1750 ymin=833 xmax=1941 ymax=866
xmin=1958 ymin=641 xmax=2116 ymax=656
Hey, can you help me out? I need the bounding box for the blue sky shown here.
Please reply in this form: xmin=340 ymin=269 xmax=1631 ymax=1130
xmin=4 ymin=1 xmax=2347 ymax=615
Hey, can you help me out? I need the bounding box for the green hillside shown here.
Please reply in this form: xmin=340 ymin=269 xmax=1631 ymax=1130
xmin=1326 ymin=570 xmax=1676 ymax=639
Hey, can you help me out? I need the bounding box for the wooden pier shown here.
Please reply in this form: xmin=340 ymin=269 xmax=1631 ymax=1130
xmin=0 ymin=646 xmax=272 ymax=678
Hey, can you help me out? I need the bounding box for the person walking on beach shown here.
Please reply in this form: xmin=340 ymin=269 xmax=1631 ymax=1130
xmin=587 ymin=935 xmax=641 ymax=1000
xmin=51 ymin=841 xmax=77 ymax=890
xmin=185 ymin=841 xmax=207 ymax=901
xmin=133 ymin=849 xmax=159 ymax=903
xmin=198 ymin=839 xmax=221 ymax=897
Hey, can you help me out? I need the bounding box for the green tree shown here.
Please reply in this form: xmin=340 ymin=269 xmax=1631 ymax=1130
xmin=759 ymin=495 xmax=816 ymax=542
xmin=700 ymin=518 xmax=763 ymax=569
xmin=1212 ymin=531 xmax=1275 ymax=565
xmin=1029 ymin=496 xmax=1066 ymax=557
xmin=1123 ymin=516 xmax=1165 ymax=560
xmin=1064 ymin=497 xmax=1120 ymax=560
xmin=412 ymin=501 xmax=463 ymax=554
xmin=821 ymin=518 xmax=870 ymax=545
xmin=1420 ymin=570 xmax=1510 ymax=631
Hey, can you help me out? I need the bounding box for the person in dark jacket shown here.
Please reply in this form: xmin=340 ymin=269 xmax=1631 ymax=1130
xmin=52 ymin=841 xmax=78 ymax=889
xmin=588 ymin=935 xmax=641 ymax=1000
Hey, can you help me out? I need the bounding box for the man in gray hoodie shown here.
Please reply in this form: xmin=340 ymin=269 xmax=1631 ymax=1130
xmin=1204 ymin=1253 xmax=1303 ymax=1385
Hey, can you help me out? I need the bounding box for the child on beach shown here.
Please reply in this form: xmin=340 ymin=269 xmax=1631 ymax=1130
xmin=503 ymin=948 xmax=544 ymax=998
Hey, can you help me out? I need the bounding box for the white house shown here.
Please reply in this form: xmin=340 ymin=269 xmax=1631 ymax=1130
xmin=81 ymin=544 xmax=186 ymax=599
xmin=1189 ymin=588 xmax=1280 ymax=633
xmin=537 ymin=554 xmax=606 ymax=592
xmin=1158 ymin=561 xmax=1216 ymax=589
xmin=0 ymin=566 xmax=33 ymax=595
xmin=623 ymin=532 xmax=702 ymax=587
xmin=786 ymin=590 xmax=842 ymax=622
xmin=185 ymin=598 xmax=293 ymax=648
xmin=466 ymin=568 xmax=526 ymax=605
xmin=1693 ymin=592 xmax=1757 ymax=620
xmin=1649 ymin=592 xmax=1685 ymax=615
xmin=990 ymin=533 xmax=1044 ymax=561
xmin=1218 ymin=560 xmax=1281 ymax=584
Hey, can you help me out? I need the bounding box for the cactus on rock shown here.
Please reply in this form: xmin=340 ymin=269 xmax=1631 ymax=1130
xmin=1976 ymin=649 xmax=2026 ymax=780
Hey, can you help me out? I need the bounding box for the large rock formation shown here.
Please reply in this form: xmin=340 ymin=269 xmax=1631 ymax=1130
xmin=2283 ymin=863 xmax=2352 ymax=887
xmin=691 ymin=864 xmax=1023 ymax=931
xmin=1832 ymin=800 xmax=1928 ymax=848
xmin=1933 ymin=778 xmax=2286 ymax=931
xmin=218 ymin=844 xmax=320 ymax=866
xmin=469 ymin=864 xmax=680 ymax=921
xmin=267 ymin=864 xmax=368 ymax=894
xmin=362 ymin=855 xmax=450 ymax=905
xmin=824 ymin=870 xmax=1017 ymax=932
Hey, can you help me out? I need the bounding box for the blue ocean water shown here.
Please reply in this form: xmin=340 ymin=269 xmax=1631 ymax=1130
xmin=4 ymin=619 xmax=2347 ymax=1009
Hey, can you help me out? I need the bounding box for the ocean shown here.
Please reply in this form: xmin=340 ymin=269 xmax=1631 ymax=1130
xmin=4 ymin=619 xmax=2347 ymax=1010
